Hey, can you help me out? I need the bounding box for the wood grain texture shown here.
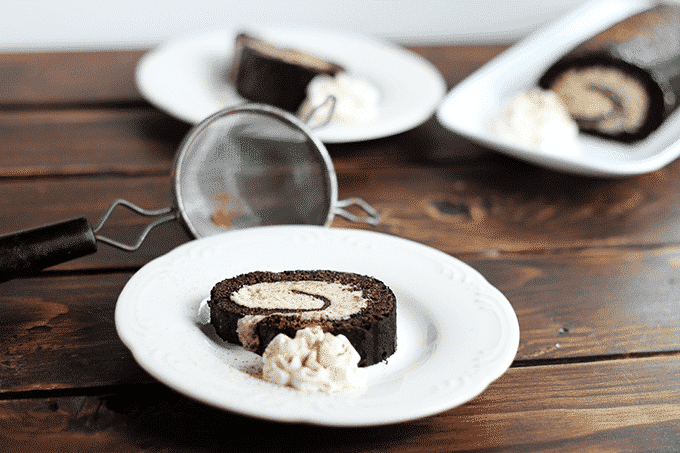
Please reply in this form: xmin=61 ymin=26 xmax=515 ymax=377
xmin=0 ymin=46 xmax=509 ymax=106
xmin=0 ymin=274 xmax=150 ymax=393
xmin=1 ymin=356 xmax=679 ymax=452
xmin=334 ymin=150 xmax=680 ymax=252
xmin=3 ymin=106 xmax=680 ymax=258
xmin=4 ymin=112 xmax=680 ymax=264
xmin=3 ymin=43 xmax=680 ymax=451
xmin=2 ymin=244 xmax=680 ymax=393
xmin=0 ymin=109 xmax=188 ymax=177
xmin=469 ymin=245 xmax=680 ymax=360
xmin=0 ymin=50 xmax=146 ymax=105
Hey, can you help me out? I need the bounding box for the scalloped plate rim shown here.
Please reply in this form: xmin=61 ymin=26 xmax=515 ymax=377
xmin=115 ymin=225 xmax=519 ymax=426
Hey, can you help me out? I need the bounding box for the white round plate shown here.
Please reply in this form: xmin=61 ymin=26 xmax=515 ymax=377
xmin=135 ymin=27 xmax=446 ymax=143
xmin=437 ymin=0 xmax=680 ymax=177
xmin=115 ymin=225 xmax=519 ymax=426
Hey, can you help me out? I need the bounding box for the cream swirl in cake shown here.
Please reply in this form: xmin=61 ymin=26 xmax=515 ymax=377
xmin=544 ymin=63 xmax=651 ymax=139
xmin=231 ymin=281 xmax=367 ymax=314
xmin=233 ymin=281 xmax=367 ymax=351
xmin=208 ymin=270 xmax=397 ymax=367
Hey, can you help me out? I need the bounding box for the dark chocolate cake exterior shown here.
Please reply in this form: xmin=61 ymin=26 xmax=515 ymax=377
xmin=539 ymin=4 xmax=680 ymax=143
xmin=228 ymin=33 xmax=345 ymax=113
xmin=208 ymin=270 xmax=397 ymax=367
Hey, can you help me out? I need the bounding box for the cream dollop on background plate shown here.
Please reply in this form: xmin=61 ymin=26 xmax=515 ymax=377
xmin=489 ymin=87 xmax=581 ymax=155
xmin=298 ymin=73 xmax=381 ymax=127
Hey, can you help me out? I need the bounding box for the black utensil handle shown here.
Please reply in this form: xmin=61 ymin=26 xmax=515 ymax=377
xmin=0 ymin=217 xmax=97 ymax=283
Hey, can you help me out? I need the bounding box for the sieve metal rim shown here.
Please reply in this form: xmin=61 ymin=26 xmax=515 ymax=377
xmin=172 ymin=103 xmax=340 ymax=239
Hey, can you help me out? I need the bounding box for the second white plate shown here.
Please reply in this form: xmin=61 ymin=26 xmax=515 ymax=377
xmin=437 ymin=0 xmax=680 ymax=177
xmin=135 ymin=27 xmax=446 ymax=143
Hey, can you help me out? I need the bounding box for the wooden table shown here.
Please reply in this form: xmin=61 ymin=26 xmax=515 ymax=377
xmin=2 ymin=43 xmax=680 ymax=451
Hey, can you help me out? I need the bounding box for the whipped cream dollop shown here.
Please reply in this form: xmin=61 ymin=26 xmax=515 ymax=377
xmin=262 ymin=326 xmax=366 ymax=394
xmin=489 ymin=87 xmax=581 ymax=155
xmin=298 ymin=72 xmax=381 ymax=126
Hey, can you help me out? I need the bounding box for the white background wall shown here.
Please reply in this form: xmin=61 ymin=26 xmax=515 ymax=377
xmin=0 ymin=0 xmax=587 ymax=51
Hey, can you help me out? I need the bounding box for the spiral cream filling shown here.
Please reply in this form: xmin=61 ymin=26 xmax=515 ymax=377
xmin=549 ymin=66 xmax=649 ymax=134
xmin=233 ymin=281 xmax=368 ymax=351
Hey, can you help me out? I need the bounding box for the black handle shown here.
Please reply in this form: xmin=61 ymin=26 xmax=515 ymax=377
xmin=0 ymin=217 xmax=97 ymax=283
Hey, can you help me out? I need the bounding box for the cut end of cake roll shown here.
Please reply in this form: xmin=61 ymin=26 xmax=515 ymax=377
xmin=207 ymin=270 xmax=397 ymax=367
xmin=539 ymin=54 xmax=666 ymax=143
xmin=228 ymin=33 xmax=345 ymax=113
xmin=536 ymin=3 xmax=680 ymax=144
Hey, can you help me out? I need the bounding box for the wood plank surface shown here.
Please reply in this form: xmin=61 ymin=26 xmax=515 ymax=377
xmin=0 ymin=50 xmax=147 ymax=105
xmin=5 ymin=137 xmax=680 ymax=270
xmin=3 ymin=105 xmax=680 ymax=259
xmin=0 ymin=274 xmax=148 ymax=393
xmin=2 ymin=242 xmax=680 ymax=393
xmin=335 ymin=153 xmax=680 ymax=252
xmin=3 ymin=43 xmax=680 ymax=451
xmin=0 ymin=109 xmax=187 ymax=177
xmin=1 ymin=355 xmax=679 ymax=452
xmin=0 ymin=46 xmax=509 ymax=106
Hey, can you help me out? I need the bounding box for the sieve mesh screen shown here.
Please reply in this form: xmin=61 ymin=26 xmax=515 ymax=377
xmin=174 ymin=107 xmax=334 ymax=238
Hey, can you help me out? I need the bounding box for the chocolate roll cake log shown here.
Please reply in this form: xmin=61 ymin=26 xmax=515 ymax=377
xmin=228 ymin=33 xmax=345 ymax=113
xmin=208 ymin=270 xmax=397 ymax=367
xmin=539 ymin=4 xmax=680 ymax=143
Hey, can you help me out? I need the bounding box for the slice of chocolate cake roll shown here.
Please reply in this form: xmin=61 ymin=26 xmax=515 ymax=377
xmin=539 ymin=4 xmax=680 ymax=143
xmin=208 ymin=270 xmax=396 ymax=367
xmin=228 ymin=33 xmax=345 ymax=113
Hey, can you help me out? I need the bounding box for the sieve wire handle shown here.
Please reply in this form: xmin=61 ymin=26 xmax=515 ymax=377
xmin=0 ymin=199 xmax=177 ymax=284
xmin=94 ymin=199 xmax=177 ymax=251
xmin=0 ymin=216 xmax=98 ymax=283
xmin=300 ymin=99 xmax=380 ymax=226
xmin=333 ymin=197 xmax=381 ymax=226
xmin=300 ymin=95 xmax=337 ymax=129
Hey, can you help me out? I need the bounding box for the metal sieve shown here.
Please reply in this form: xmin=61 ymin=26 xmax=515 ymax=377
xmin=0 ymin=104 xmax=380 ymax=283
